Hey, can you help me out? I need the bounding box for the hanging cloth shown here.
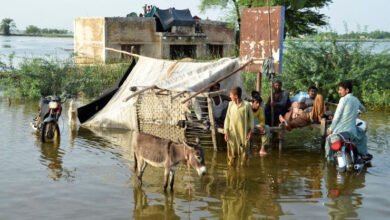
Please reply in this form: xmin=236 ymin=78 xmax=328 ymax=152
xmin=262 ymin=56 xmax=275 ymax=80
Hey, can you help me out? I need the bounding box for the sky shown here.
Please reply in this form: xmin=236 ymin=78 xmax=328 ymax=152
xmin=1 ymin=0 xmax=389 ymax=33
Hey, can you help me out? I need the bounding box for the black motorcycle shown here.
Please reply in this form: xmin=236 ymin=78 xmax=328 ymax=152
xmin=31 ymin=96 xmax=66 ymax=143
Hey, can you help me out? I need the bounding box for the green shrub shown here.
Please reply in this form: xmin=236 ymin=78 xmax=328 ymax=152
xmin=0 ymin=55 xmax=128 ymax=99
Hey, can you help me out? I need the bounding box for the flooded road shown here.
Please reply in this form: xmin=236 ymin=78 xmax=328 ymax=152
xmin=0 ymin=98 xmax=389 ymax=219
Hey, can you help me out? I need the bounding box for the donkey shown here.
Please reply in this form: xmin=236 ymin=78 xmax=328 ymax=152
xmin=132 ymin=132 xmax=207 ymax=192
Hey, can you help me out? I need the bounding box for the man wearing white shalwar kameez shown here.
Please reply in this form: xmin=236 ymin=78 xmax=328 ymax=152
xmin=326 ymin=81 xmax=369 ymax=160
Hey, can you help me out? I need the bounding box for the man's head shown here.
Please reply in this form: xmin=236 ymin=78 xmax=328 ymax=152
xmin=210 ymin=82 xmax=221 ymax=92
xmin=338 ymin=80 xmax=353 ymax=97
xmin=273 ymin=80 xmax=282 ymax=93
xmin=229 ymin=87 xmax=242 ymax=102
xmin=308 ymin=86 xmax=318 ymax=99
xmin=251 ymin=90 xmax=260 ymax=99
xmin=251 ymin=95 xmax=263 ymax=110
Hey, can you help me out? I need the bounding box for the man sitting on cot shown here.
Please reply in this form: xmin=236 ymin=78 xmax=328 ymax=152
xmin=279 ymin=85 xmax=326 ymax=130
xmin=290 ymin=86 xmax=319 ymax=119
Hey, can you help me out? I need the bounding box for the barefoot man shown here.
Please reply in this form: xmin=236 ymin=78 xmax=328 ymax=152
xmin=224 ymin=87 xmax=254 ymax=166
xmin=279 ymin=86 xmax=325 ymax=130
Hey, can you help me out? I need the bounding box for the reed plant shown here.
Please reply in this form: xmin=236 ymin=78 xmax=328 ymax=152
xmin=0 ymin=55 xmax=128 ymax=99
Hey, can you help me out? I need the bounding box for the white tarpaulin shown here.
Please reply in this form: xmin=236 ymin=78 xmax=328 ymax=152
xmin=82 ymin=56 xmax=245 ymax=130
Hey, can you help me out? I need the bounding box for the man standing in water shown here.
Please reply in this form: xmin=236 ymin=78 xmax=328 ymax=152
xmin=224 ymin=87 xmax=254 ymax=166
xmin=325 ymin=80 xmax=370 ymax=160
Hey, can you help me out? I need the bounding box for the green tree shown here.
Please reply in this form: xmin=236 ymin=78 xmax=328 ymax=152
xmin=0 ymin=18 xmax=16 ymax=35
xmin=25 ymin=25 xmax=41 ymax=34
xmin=200 ymin=0 xmax=332 ymax=38
xmin=126 ymin=12 xmax=138 ymax=17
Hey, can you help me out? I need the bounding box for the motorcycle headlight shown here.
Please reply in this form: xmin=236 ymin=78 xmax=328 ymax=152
xmin=49 ymin=101 xmax=58 ymax=109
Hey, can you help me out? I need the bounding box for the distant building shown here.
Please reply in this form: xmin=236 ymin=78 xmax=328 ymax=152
xmin=74 ymin=7 xmax=235 ymax=64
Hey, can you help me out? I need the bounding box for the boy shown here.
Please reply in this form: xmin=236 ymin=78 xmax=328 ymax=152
xmin=251 ymin=95 xmax=271 ymax=156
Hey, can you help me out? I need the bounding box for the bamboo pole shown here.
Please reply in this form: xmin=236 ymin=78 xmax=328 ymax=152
xmin=271 ymin=80 xmax=274 ymax=126
xmin=207 ymin=89 xmax=227 ymax=97
xmin=123 ymin=85 xmax=157 ymax=102
xmin=171 ymin=91 xmax=188 ymax=100
xmin=256 ymin=71 xmax=262 ymax=94
xmin=155 ymin=88 xmax=169 ymax=95
xmin=181 ymin=59 xmax=253 ymax=104
xmin=105 ymin=47 xmax=142 ymax=58
xmin=326 ymin=101 xmax=338 ymax=106
xmin=207 ymin=97 xmax=218 ymax=151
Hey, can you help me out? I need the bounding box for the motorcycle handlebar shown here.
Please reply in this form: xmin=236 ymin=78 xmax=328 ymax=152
xmin=61 ymin=96 xmax=68 ymax=104
xmin=44 ymin=94 xmax=71 ymax=103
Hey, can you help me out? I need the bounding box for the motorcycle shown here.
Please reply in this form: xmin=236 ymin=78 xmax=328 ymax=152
xmin=328 ymin=118 xmax=372 ymax=172
xmin=31 ymin=95 xmax=66 ymax=143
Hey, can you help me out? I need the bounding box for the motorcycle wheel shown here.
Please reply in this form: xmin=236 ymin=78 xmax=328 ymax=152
xmin=41 ymin=122 xmax=60 ymax=143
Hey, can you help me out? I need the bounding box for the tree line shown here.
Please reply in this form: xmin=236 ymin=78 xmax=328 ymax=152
xmin=313 ymin=31 xmax=390 ymax=40
xmin=25 ymin=25 xmax=69 ymax=35
xmin=1 ymin=18 xmax=70 ymax=36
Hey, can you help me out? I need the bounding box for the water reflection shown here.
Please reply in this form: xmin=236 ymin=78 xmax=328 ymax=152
xmin=36 ymin=140 xmax=64 ymax=181
xmin=133 ymin=187 xmax=179 ymax=220
xmin=34 ymin=135 xmax=75 ymax=182
xmin=324 ymin=164 xmax=367 ymax=219
xmin=221 ymin=168 xmax=254 ymax=219
xmin=76 ymin=127 xmax=134 ymax=162
xmin=1 ymin=98 xmax=389 ymax=219
xmin=33 ymin=121 xmax=374 ymax=219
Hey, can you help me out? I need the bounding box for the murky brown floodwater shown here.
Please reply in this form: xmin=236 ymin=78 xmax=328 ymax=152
xmin=0 ymin=97 xmax=389 ymax=220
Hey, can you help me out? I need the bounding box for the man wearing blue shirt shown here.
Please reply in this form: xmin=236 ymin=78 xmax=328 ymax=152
xmin=326 ymin=80 xmax=369 ymax=160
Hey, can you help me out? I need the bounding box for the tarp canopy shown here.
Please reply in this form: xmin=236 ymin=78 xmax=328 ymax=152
xmin=80 ymin=57 xmax=245 ymax=130
xmin=77 ymin=59 xmax=136 ymax=124
xmin=154 ymin=8 xmax=195 ymax=31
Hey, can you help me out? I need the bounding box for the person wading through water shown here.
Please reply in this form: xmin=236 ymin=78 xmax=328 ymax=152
xmin=224 ymin=87 xmax=254 ymax=166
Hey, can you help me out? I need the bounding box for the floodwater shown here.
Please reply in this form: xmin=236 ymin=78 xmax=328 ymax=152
xmin=0 ymin=98 xmax=389 ymax=220
xmin=0 ymin=36 xmax=73 ymax=65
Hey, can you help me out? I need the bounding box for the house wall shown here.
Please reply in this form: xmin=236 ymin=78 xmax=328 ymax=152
xmin=104 ymin=17 xmax=162 ymax=61
xmin=74 ymin=17 xmax=236 ymax=63
xmin=74 ymin=17 xmax=106 ymax=64
xmin=199 ymin=20 xmax=236 ymax=57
